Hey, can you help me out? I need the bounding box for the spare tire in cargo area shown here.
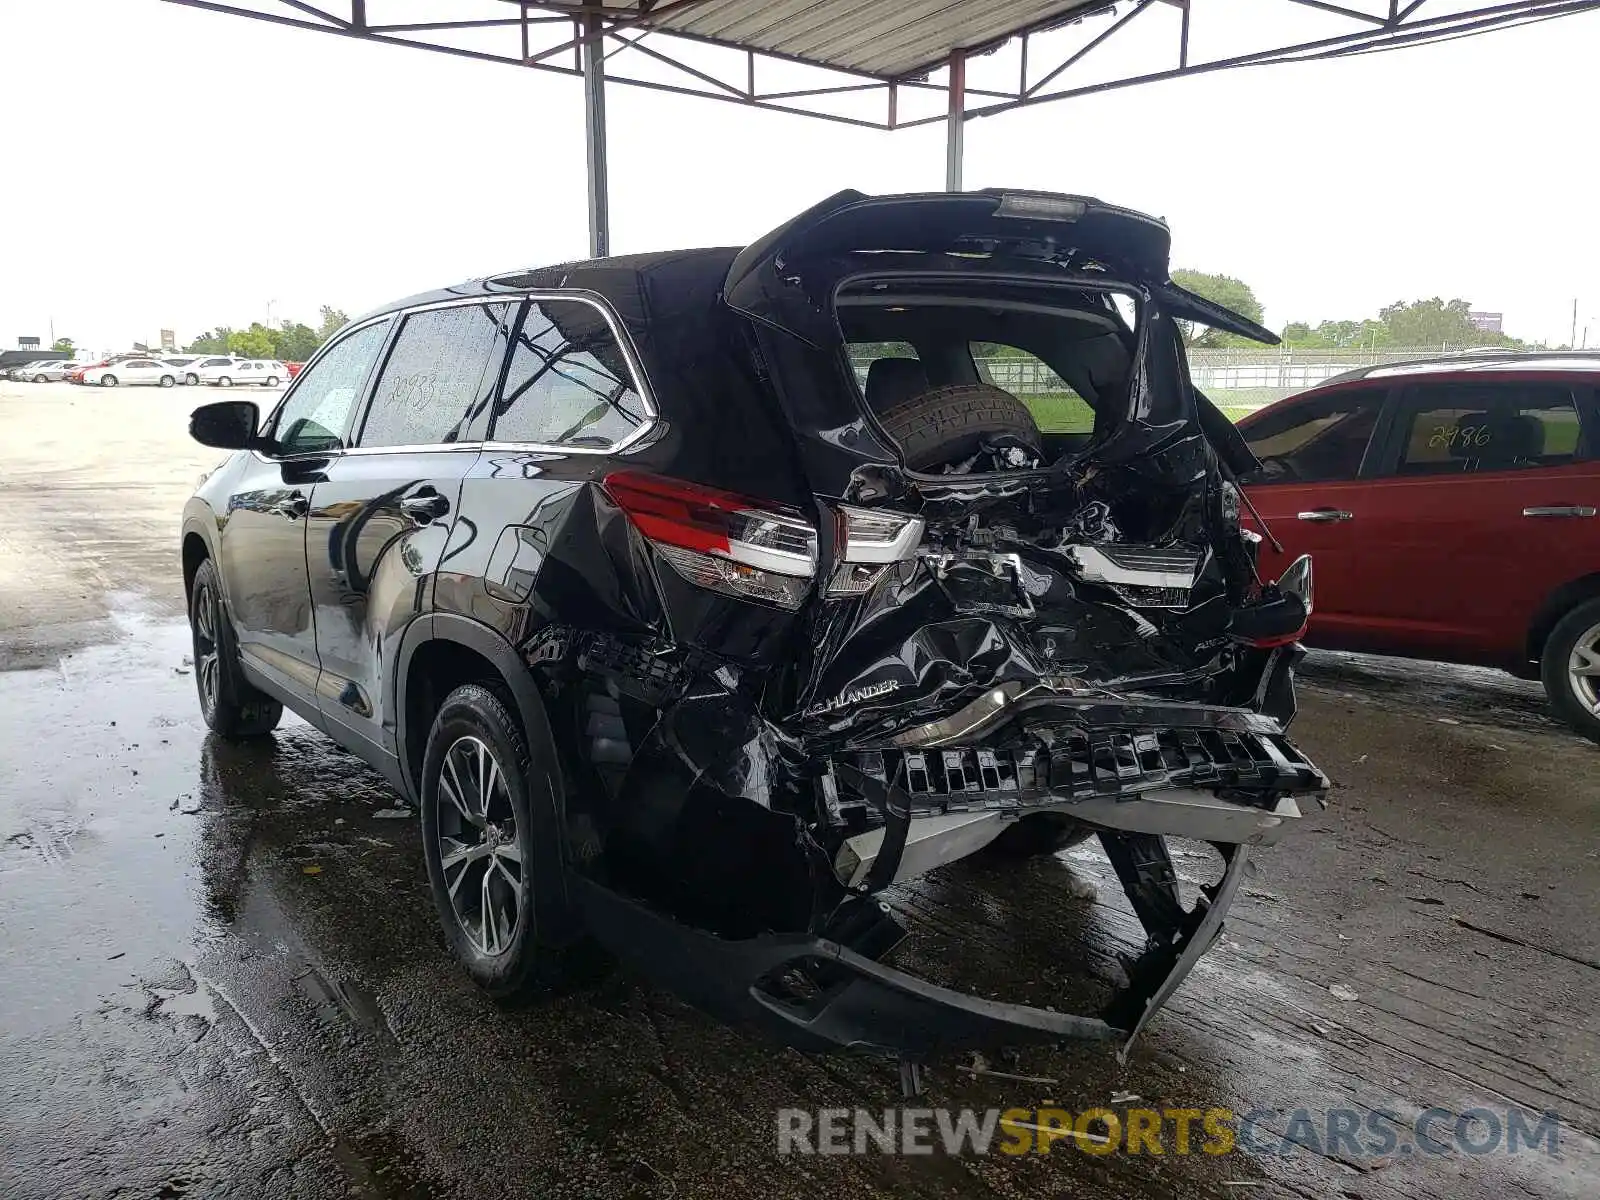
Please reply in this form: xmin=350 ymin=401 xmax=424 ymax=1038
xmin=876 ymin=383 xmax=1043 ymax=471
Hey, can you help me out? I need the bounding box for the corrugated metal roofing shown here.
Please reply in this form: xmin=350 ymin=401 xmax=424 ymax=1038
xmin=592 ymin=0 xmax=1112 ymax=79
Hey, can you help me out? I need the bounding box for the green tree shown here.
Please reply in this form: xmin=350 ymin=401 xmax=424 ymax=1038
xmin=272 ymin=321 xmax=320 ymax=362
xmin=185 ymin=328 xmax=231 ymax=354
xmin=1377 ymin=297 xmax=1476 ymax=348
xmin=1169 ymin=269 xmax=1265 ymax=348
xmin=52 ymin=337 xmax=74 ymax=354
xmin=227 ymin=323 xmax=277 ymax=359
xmin=317 ymin=305 xmax=350 ymax=342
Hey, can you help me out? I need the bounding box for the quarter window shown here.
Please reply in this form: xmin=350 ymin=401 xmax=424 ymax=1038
xmin=491 ymin=299 xmax=647 ymax=448
xmin=270 ymin=319 xmax=392 ymax=455
xmin=357 ymin=303 xmax=512 ymax=449
xmin=1241 ymin=390 xmax=1382 ymax=483
xmin=1395 ymin=384 xmax=1582 ymax=475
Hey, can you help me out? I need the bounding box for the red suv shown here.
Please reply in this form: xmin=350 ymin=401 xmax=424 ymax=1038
xmin=1236 ymin=354 xmax=1600 ymax=742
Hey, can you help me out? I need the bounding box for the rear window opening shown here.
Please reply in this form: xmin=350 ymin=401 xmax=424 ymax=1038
xmin=836 ymin=281 xmax=1139 ymax=463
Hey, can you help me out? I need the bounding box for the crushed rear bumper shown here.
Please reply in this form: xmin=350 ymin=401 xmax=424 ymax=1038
xmin=573 ymin=841 xmax=1255 ymax=1063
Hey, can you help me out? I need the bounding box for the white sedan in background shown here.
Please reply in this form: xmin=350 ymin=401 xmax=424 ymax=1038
xmin=194 ymin=358 xmax=287 ymax=388
xmin=82 ymin=358 xmax=181 ymax=388
xmin=159 ymin=356 xmax=202 ymax=382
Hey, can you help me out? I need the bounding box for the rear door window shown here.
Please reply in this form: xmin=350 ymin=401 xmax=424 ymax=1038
xmin=1241 ymin=389 xmax=1383 ymax=483
xmin=1391 ymin=383 xmax=1583 ymax=475
xmin=490 ymin=298 xmax=648 ymax=448
xmin=971 ymin=342 xmax=1094 ymax=433
xmin=357 ymin=303 xmax=511 ymax=448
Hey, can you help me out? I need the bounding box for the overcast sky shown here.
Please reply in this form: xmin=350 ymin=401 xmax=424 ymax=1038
xmin=3 ymin=0 xmax=1598 ymax=352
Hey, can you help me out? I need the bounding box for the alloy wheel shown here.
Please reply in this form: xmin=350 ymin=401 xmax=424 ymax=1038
xmin=1569 ymin=619 xmax=1600 ymax=716
xmin=192 ymin=581 xmax=221 ymax=715
xmin=436 ymin=735 xmax=523 ymax=957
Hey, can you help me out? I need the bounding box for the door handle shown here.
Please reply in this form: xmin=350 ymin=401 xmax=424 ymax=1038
xmin=272 ymin=491 xmax=308 ymax=520
xmin=1297 ymin=509 xmax=1353 ymax=523
xmin=401 ymin=490 xmax=450 ymax=524
xmin=1523 ymin=506 xmax=1597 ymax=518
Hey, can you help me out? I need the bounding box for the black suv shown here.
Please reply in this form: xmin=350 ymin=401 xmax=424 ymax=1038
xmin=182 ymin=189 xmax=1326 ymax=1064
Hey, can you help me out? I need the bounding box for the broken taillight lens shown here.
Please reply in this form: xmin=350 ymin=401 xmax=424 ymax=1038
xmin=826 ymin=505 xmax=925 ymax=596
xmin=1238 ymin=554 xmax=1313 ymax=648
xmin=603 ymin=470 xmax=817 ymax=610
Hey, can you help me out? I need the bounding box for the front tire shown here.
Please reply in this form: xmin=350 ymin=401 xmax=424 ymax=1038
xmin=100 ymin=374 xmax=118 ymax=387
xmin=421 ymin=683 xmax=568 ymax=1001
xmin=189 ymin=558 xmax=282 ymax=738
xmin=1541 ymin=596 xmax=1600 ymax=744
xmin=31 ymin=374 xmax=46 ymax=383
xmin=186 ymin=372 xmax=199 ymax=386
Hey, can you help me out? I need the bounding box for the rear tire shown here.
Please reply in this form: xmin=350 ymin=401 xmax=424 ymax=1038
xmin=218 ymin=376 xmax=233 ymax=388
xmin=421 ymin=683 xmax=572 ymax=1002
xmin=1540 ymin=596 xmax=1600 ymax=745
xmin=188 ymin=557 xmax=282 ymax=738
xmin=160 ymin=375 xmax=175 ymax=388
xmin=876 ymin=383 xmax=1042 ymax=471
xmin=265 ymin=375 xmax=279 ymax=387
xmin=186 ymin=372 xmax=199 ymax=386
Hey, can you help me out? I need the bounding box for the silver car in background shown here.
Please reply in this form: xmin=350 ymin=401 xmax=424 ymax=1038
xmin=23 ymin=360 xmax=80 ymax=382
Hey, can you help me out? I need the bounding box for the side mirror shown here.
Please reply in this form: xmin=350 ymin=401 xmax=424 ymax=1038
xmin=190 ymin=400 xmax=263 ymax=450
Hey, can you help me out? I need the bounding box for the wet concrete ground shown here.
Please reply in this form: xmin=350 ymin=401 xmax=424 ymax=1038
xmin=2 ymin=380 xmax=1598 ymax=1198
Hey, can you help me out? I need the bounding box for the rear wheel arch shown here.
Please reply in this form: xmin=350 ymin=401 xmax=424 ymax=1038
xmin=1526 ymin=572 xmax=1600 ymax=664
xmin=395 ymin=615 xmax=559 ymax=804
xmin=397 ymin=615 xmax=576 ymax=931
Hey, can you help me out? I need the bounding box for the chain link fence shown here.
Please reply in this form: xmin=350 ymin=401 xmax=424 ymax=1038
xmin=847 ymin=344 xmax=1509 ymax=421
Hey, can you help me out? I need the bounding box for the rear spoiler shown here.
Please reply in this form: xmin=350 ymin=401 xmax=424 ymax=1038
xmin=726 ymin=188 xmax=1276 ymax=347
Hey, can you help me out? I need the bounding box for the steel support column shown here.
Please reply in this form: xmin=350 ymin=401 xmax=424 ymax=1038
xmin=945 ymin=47 xmax=965 ymax=192
xmin=581 ymin=6 xmax=610 ymax=257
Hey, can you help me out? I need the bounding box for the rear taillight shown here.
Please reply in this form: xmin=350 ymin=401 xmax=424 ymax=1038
xmin=1237 ymin=554 xmax=1313 ymax=648
xmin=826 ymin=504 xmax=925 ymax=596
xmin=603 ymin=471 xmax=817 ymax=610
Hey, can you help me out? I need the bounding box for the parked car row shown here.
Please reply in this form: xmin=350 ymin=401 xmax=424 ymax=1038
xmin=3 ymin=359 xmax=78 ymax=382
xmin=5 ymin=355 xmax=292 ymax=388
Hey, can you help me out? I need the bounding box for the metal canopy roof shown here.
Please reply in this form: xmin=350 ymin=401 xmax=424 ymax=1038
xmin=595 ymin=0 xmax=1112 ymax=79
xmin=157 ymin=0 xmax=1600 ymax=256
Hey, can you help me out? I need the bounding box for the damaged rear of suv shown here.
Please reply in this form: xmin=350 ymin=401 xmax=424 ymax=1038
xmin=183 ymin=188 xmax=1327 ymax=1069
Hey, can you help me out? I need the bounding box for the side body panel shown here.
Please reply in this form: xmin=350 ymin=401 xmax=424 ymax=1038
xmin=1314 ymin=460 xmax=1600 ymax=663
xmin=1248 ymin=476 xmax=1381 ymax=650
xmin=208 ymin=450 xmax=325 ymax=700
xmin=305 ymin=448 xmax=479 ymax=757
